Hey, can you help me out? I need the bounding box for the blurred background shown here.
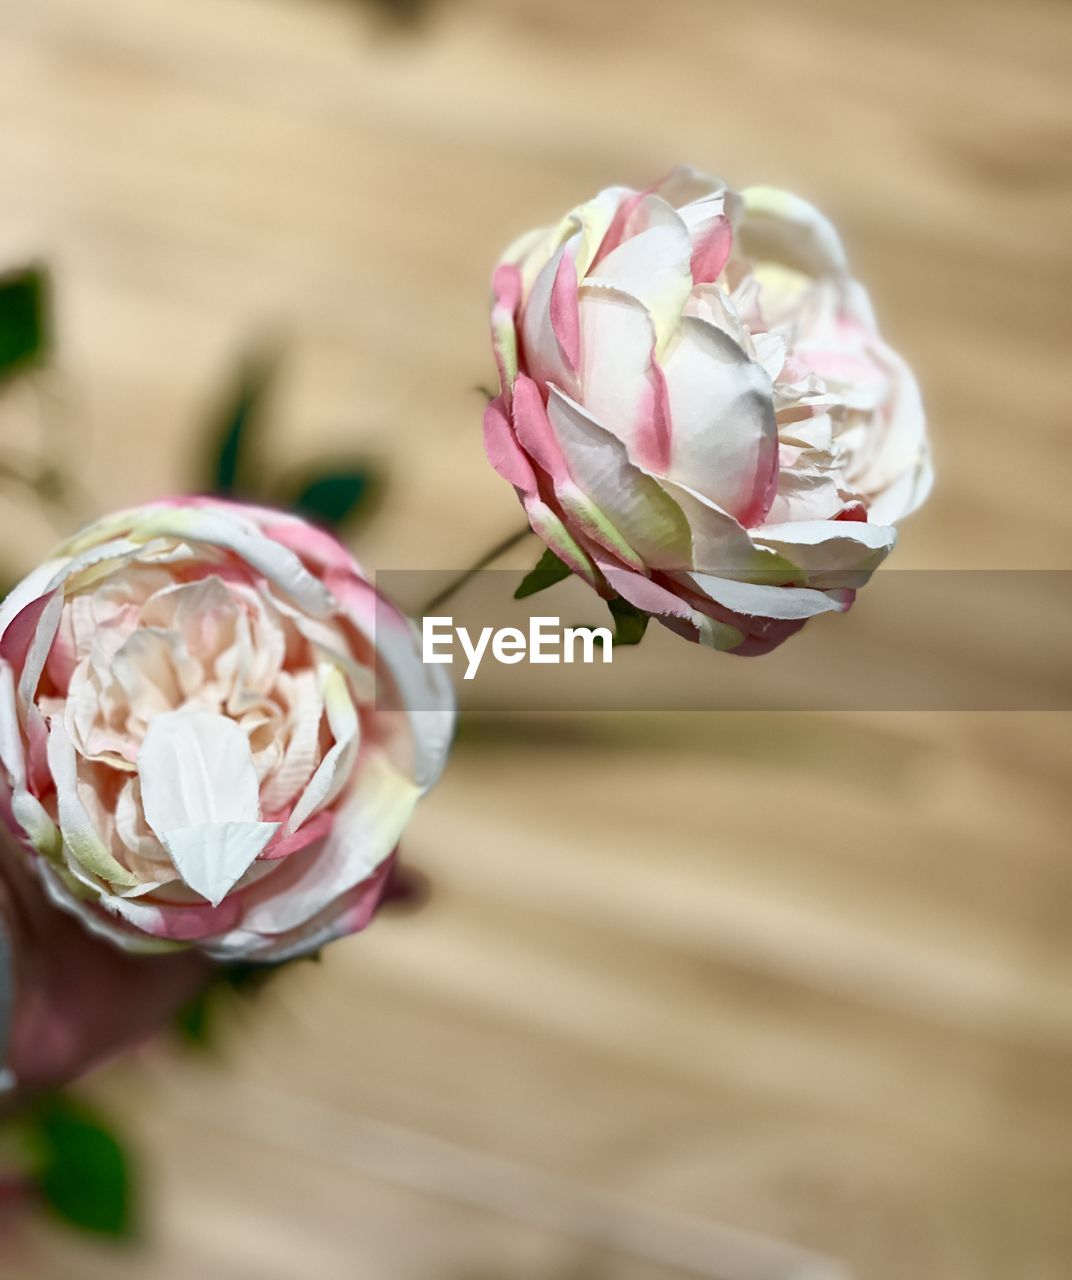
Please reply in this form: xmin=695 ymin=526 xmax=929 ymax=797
xmin=1 ymin=0 xmax=1070 ymax=1276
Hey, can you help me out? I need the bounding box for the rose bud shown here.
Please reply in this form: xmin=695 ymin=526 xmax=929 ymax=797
xmin=485 ymin=167 xmax=932 ymax=653
xmin=0 ymin=499 xmax=454 ymax=962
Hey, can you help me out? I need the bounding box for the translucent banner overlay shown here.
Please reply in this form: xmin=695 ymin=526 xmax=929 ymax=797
xmin=374 ymin=570 xmax=1072 ymax=712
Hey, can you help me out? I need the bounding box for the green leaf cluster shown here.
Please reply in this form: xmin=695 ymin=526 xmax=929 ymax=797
xmin=205 ymin=350 xmax=379 ymax=531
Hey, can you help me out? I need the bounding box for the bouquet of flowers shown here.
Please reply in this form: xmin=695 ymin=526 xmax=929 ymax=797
xmin=0 ymin=166 xmax=929 ymax=1236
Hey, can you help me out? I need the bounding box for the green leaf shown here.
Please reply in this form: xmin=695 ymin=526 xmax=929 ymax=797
xmin=0 ymin=266 xmax=50 ymax=381
xmin=608 ymin=595 xmax=649 ymax=646
xmin=205 ymin=351 xmax=276 ymax=496
xmin=171 ymin=956 xmax=312 ymax=1051
xmin=514 ymin=548 xmax=572 ymax=599
xmin=29 ymin=1094 xmax=135 ymax=1238
xmin=218 ymin=958 xmax=292 ymax=994
xmin=292 ymin=468 xmax=373 ymax=529
xmin=565 ymin=624 xmax=611 ymax=655
xmin=172 ymin=986 xmax=215 ymax=1049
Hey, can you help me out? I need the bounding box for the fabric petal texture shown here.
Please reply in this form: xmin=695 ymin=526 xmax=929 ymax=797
xmin=0 ymin=498 xmax=455 ymax=960
xmin=485 ymin=167 xmax=931 ymax=652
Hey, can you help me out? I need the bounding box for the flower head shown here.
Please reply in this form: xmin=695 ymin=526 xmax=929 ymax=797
xmin=486 ymin=167 xmax=932 ymax=652
xmin=0 ymin=499 xmax=453 ymax=961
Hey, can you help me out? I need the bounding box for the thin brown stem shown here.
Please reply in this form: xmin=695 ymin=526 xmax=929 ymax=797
xmin=419 ymin=525 xmax=533 ymax=615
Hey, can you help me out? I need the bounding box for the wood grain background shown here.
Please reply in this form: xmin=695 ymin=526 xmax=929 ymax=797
xmin=0 ymin=0 xmax=1070 ymax=1275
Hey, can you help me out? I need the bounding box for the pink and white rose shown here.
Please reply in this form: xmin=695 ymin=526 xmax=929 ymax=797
xmin=485 ymin=167 xmax=932 ymax=653
xmin=0 ymin=499 xmax=453 ymax=962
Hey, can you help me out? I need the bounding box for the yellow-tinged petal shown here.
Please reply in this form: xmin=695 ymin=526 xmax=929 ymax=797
xmin=47 ymin=718 xmax=139 ymax=889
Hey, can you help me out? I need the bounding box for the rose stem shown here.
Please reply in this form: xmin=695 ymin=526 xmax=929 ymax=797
xmin=418 ymin=525 xmax=533 ymax=614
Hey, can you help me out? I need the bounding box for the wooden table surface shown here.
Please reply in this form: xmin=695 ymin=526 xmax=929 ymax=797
xmin=1 ymin=0 xmax=1070 ymax=1276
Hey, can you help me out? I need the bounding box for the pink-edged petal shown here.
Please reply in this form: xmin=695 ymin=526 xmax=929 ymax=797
xmin=128 ymin=506 xmax=335 ymax=619
xmin=32 ymin=858 xmax=201 ymax=954
xmin=598 ymin=561 xmax=745 ymax=651
xmin=550 ymin=250 xmax=580 ymax=372
xmin=483 ymin=392 xmax=604 ymax=582
xmin=262 ymin=808 xmax=334 ymax=861
xmin=545 ymin=386 xmax=691 ymax=570
xmin=0 ymin=662 xmax=60 ymax=859
xmin=501 ymin=186 xmax=629 ymax=299
xmin=252 ymin=514 xmax=363 ymax=580
xmin=491 ymin=263 xmax=522 ymax=401
xmin=47 ymin=718 xmax=139 ymax=889
xmin=520 ymin=240 xmax=582 ymax=398
xmin=660 ymin=316 xmax=779 ymax=526
xmin=511 ymin=375 xmax=637 ymax=566
xmin=0 ymin=590 xmax=62 ymax=798
xmin=481 ymin=415 xmax=605 ymax=589
xmin=0 ymin=560 xmax=67 ymax=645
xmin=314 ymin=858 xmax=395 ymax=937
xmin=646 ymin=358 xmax=673 ymax=476
xmin=318 ymin=573 xmax=455 ymax=792
xmin=587 ymin=196 xmax=693 ymax=349
xmin=577 ymin=283 xmax=669 ymax=471
xmin=511 ymin=373 xmax=572 ymax=486
xmin=689 ymin=212 xmax=732 ymax=285
xmin=600 ymin=557 xmax=821 ymax=657
xmin=97 ymin=885 xmax=246 ymax=943
xmin=0 ymin=661 xmax=28 ymax=795
xmin=565 ymin=185 xmax=636 ymax=276
xmin=201 ymin=855 xmax=396 ymax=963
xmin=0 ymin=589 xmax=59 ymax=675
xmin=41 ymin=606 xmax=74 ymax=696
xmin=483 ymin=395 xmax=538 ymax=495
xmin=13 ymin=590 xmax=62 ymax=724
xmin=671 ymin=187 xmax=734 ymax=284
xmin=588 ymin=190 xmax=647 ymax=270
xmin=237 ymin=748 xmax=419 ymax=937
